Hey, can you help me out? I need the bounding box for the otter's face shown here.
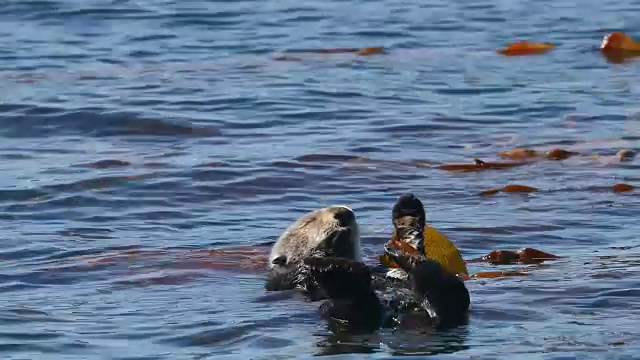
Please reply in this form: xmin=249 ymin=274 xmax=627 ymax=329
xmin=319 ymin=206 xmax=359 ymax=259
xmin=385 ymin=193 xmax=426 ymax=280
xmin=269 ymin=205 xmax=361 ymax=268
xmin=391 ymin=193 xmax=426 ymax=254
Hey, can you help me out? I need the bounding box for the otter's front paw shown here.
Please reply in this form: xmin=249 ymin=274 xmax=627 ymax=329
xmin=303 ymin=257 xmax=374 ymax=301
xmin=383 ymin=241 xmax=423 ymax=274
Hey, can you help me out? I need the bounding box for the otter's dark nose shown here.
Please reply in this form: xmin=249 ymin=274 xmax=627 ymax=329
xmin=392 ymin=193 xmax=426 ymax=221
xmin=333 ymin=206 xmax=355 ymax=227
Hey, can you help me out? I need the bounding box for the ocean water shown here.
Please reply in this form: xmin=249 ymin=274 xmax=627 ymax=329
xmin=1 ymin=0 xmax=640 ymax=359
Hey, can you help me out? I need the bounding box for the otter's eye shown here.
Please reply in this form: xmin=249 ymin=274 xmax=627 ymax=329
xmin=333 ymin=207 xmax=355 ymax=227
xmin=272 ymin=255 xmax=287 ymax=266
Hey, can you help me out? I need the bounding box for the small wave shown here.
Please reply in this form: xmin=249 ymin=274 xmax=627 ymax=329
xmin=24 ymin=6 xmax=155 ymax=21
xmin=162 ymin=324 xmax=256 ymax=347
xmin=44 ymin=176 xmax=144 ymax=192
xmin=349 ymin=145 xmax=386 ymax=153
xmin=0 ymin=104 xmax=222 ymax=138
xmin=0 ymin=188 xmax=49 ymax=203
xmin=57 ymin=227 xmax=114 ymax=240
xmin=294 ymin=153 xmax=362 ymax=163
xmin=72 ymin=160 xmax=132 ymax=169
xmin=270 ymin=160 xmax=334 ymax=170
xmin=110 ymin=271 xmax=210 ymax=289
xmin=368 ymin=123 xmax=469 ymax=134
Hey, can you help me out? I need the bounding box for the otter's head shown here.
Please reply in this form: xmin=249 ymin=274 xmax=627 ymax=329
xmin=269 ymin=205 xmax=361 ymax=268
xmin=391 ymin=193 xmax=426 ymax=254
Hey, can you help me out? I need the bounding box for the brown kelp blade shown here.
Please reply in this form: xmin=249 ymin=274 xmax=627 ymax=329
xmin=600 ymin=32 xmax=640 ymax=51
xmin=476 ymin=248 xmax=559 ymax=265
xmin=498 ymin=148 xmax=539 ymax=160
xmin=480 ymin=184 xmax=540 ymax=196
xmin=436 ymin=158 xmax=530 ymax=172
xmin=423 ymin=226 xmax=469 ymax=276
xmin=612 ymin=183 xmax=634 ymax=193
xmin=181 ymin=246 xmax=270 ymax=271
xmin=497 ymin=41 xmax=554 ymax=56
xmin=600 ymin=32 xmax=640 ymax=63
xmin=546 ymin=148 xmax=579 ymax=160
xmin=356 ymin=47 xmax=386 ymax=56
xmin=497 ymin=148 xmax=579 ymax=161
xmin=470 ymin=271 xmax=530 ymax=279
xmin=517 ymin=248 xmax=560 ymax=264
xmin=464 ymin=248 xmax=560 ymax=280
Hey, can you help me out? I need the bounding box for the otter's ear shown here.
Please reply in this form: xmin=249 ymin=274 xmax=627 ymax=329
xmin=272 ymin=255 xmax=287 ymax=266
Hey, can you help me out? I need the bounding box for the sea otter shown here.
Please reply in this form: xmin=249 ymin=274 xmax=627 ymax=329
xmin=265 ymin=195 xmax=470 ymax=330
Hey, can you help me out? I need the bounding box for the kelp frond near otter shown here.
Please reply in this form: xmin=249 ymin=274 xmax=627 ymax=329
xmin=379 ymin=225 xmax=469 ymax=277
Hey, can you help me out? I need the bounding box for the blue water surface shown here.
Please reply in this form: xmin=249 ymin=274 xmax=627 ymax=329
xmin=1 ymin=0 xmax=640 ymax=359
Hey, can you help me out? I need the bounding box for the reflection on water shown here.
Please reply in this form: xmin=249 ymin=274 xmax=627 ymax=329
xmin=316 ymin=320 xmax=471 ymax=357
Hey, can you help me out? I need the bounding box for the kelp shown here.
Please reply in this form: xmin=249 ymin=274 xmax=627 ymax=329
xmin=612 ymin=183 xmax=634 ymax=193
xmin=435 ymin=158 xmax=530 ymax=172
xmin=476 ymin=248 xmax=560 ymax=265
xmin=356 ymin=47 xmax=386 ymax=56
xmin=269 ymin=32 xmax=640 ymax=64
xmin=470 ymin=271 xmax=530 ymax=279
xmin=379 ymin=224 xmax=558 ymax=280
xmin=600 ymin=32 xmax=640 ymax=63
xmin=498 ymin=148 xmax=579 ymax=161
xmin=480 ymin=184 xmax=540 ymax=196
xmin=497 ymin=41 xmax=555 ymax=56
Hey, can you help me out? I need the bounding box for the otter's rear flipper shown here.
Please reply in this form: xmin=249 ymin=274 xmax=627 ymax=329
xmin=303 ymin=257 xmax=385 ymax=330
xmin=384 ymin=243 xmax=470 ymax=328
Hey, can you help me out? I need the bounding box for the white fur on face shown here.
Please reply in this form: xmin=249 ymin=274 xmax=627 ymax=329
xmin=268 ymin=205 xmax=361 ymax=267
